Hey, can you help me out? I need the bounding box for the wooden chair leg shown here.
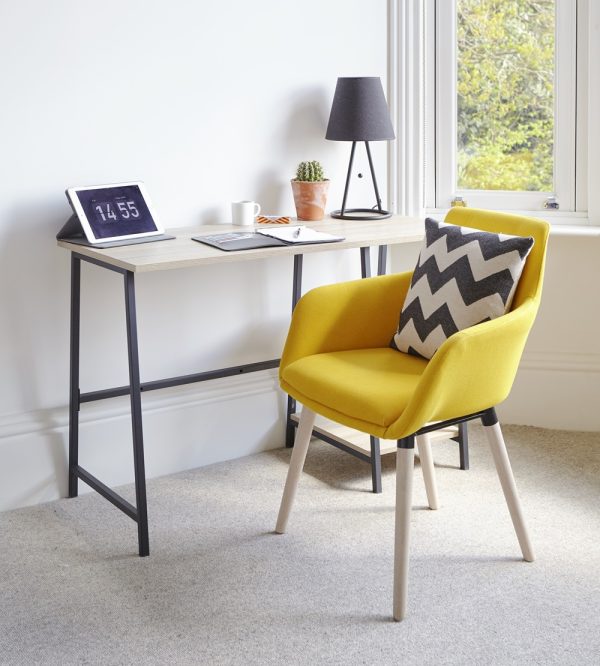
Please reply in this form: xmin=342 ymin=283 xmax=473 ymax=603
xmin=393 ymin=439 xmax=415 ymax=621
xmin=483 ymin=419 xmax=535 ymax=562
xmin=416 ymin=433 xmax=439 ymax=510
xmin=275 ymin=406 xmax=316 ymax=534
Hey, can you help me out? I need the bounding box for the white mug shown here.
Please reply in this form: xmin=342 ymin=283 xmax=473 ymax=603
xmin=232 ymin=200 xmax=261 ymax=226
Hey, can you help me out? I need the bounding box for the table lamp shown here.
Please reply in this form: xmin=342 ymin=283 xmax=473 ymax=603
xmin=326 ymin=77 xmax=395 ymax=220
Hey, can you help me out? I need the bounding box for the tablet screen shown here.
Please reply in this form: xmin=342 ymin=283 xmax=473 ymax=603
xmin=73 ymin=184 xmax=158 ymax=240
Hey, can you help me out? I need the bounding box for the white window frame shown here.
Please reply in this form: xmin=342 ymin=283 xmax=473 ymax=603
xmin=422 ymin=0 xmax=585 ymax=214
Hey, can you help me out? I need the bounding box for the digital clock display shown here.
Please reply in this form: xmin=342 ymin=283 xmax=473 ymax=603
xmin=74 ymin=184 xmax=158 ymax=239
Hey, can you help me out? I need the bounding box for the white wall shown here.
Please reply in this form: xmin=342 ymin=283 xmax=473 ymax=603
xmin=498 ymin=232 xmax=600 ymax=430
xmin=0 ymin=0 xmax=390 ymax=511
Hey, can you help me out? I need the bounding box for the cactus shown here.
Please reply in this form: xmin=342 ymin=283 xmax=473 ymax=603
xmin=295 ymin=160 xmax=326 ymax=182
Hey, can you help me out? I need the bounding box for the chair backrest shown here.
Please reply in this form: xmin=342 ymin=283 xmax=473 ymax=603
xmin=444 ymin=207 xmax=549 ymax=311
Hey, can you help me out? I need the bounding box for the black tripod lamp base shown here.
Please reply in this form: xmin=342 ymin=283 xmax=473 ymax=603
xmin=330 ymin=208 xmax=392 ymax=221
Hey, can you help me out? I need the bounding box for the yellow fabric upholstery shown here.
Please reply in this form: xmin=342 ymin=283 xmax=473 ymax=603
xmin=280 ymin=209 xmax=549 ymax=440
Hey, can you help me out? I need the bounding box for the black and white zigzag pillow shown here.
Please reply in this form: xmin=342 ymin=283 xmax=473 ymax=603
xmin=392 ymin=218 xmax=534 ymax=359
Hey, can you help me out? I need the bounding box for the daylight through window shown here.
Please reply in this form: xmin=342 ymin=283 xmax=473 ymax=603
xmin=457 ymin=0 xmax=555 ymax=192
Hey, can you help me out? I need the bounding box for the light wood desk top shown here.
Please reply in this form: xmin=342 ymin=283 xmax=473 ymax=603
xmin=57 ymin=215 xmax=425 ymax=273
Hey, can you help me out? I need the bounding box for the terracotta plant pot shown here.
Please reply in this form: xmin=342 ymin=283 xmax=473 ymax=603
xmin=291 ymin=179 xmax=330 ymax=221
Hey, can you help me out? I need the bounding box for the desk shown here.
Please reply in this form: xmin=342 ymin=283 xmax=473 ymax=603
xmin=58 ymin=216 xmax=464 ymax=556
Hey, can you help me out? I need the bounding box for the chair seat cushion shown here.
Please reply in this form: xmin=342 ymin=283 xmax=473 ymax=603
xmin=281 ymin=348 xmax=428 ymax=430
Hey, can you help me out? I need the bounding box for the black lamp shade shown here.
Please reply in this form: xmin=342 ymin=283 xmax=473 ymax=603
xmin=326 ymin=77 xmax=395 ymax=142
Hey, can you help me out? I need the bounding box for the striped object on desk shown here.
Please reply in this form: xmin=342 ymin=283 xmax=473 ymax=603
xmin=256 ymin=215 xmax=291 ymax=225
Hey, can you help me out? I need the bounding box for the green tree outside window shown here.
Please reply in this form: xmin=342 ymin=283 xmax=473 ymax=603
xmin=457 ymin=0 xmax=555 ymax=192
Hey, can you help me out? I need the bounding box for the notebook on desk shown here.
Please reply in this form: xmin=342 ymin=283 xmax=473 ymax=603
xmin=192 ymin=226 xmax=344 ymax=252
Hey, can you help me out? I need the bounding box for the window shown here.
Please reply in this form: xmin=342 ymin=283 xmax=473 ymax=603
xmin=424 ymin=0 xmax=586 ymax=213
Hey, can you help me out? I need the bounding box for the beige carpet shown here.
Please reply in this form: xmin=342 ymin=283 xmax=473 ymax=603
xmin=0 ymin=424 xmax=599 ymax=665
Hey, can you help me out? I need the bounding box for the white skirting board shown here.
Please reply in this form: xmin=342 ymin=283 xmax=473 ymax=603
xmin=0 ymin=369 xmax=283 ymax=513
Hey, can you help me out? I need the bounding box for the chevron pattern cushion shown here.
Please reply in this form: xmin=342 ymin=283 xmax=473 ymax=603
xmin=392 ymin=218 xmax=534 ymax=359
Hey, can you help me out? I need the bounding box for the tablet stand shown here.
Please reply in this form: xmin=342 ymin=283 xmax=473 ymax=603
xmin=57 ymin=214 xmax=175 ymax=248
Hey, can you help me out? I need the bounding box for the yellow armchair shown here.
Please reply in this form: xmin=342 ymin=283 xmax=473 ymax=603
xmin=274 ymin=208 xmax=550 ymax=621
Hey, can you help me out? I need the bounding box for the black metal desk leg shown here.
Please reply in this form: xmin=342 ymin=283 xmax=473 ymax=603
xmin=361 ymin=252 xmax=385 ymax=493
xmin=360 ymin=247 xmax=371 ymax=278
xmin=286 ymin=254 xmax=304 ymax=448
xmin=68 ymin=255 xmax=81 ymax=498
xmin=370 ymin=436 xmax=382 ymax=493
xmin=378 ymin=245 xmax=388 ymax=275
xmin=458 ymin=421 xmax=470 ymax=470
xmin=124 ymin=271 xmax=150 ymax=557
xmin=285 ymin=396 xmax=296 ymax=448
xmin=291 ymin=253 xmax=303 ymax=311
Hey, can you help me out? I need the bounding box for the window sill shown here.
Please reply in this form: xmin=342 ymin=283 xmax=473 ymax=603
xmin=424 ymin=208 xmax=600 ymax=236
xmin=548 ymin=224 xmax=600 ymax=237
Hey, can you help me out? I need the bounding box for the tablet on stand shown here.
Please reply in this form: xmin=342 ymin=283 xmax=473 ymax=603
xmin=58 ymin=181 xmax=174 ymax=248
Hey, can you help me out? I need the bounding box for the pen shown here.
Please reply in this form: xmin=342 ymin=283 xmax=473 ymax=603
xmin=293 ymin=226 xmax=304 ymax=238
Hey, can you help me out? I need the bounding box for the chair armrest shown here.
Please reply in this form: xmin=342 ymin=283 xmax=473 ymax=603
xmin=391 ymin=298 xmax=539 ymax=438
xmin=280 ymin=272 xmax=413 ymax=370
